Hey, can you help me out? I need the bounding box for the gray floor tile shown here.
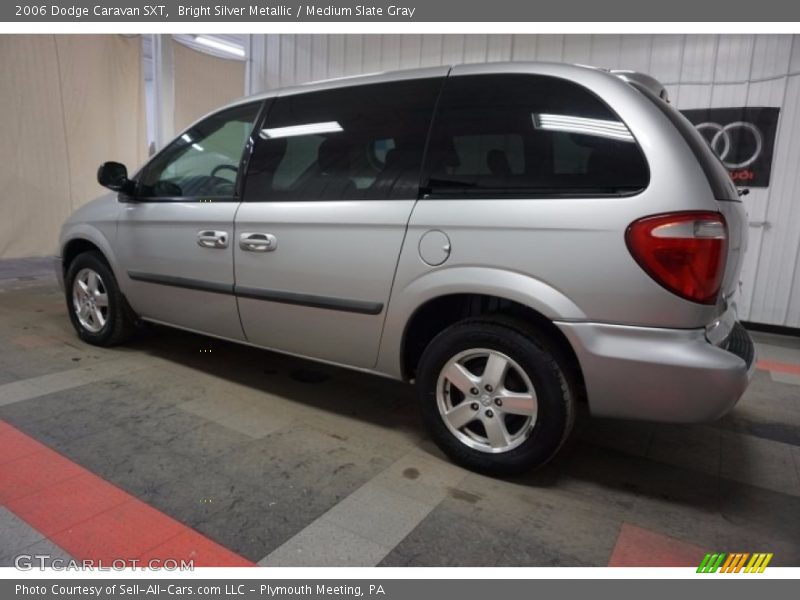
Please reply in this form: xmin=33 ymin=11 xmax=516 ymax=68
xmin=2 ymin=275 xmax=800 ymax=567
xmin=647 ymin=424 xmax=721 ymax=475
xmin=260 ymin=520 xmax=390 ymax=567
xmin=0 ymin=537 xmax=72 ymax=568
xmin=719 ymin=430 xmax=800 ymax=496
xmin=378 ymin=501 xmax=518 ymax=567
xmin=0 ymin=508 xmax=45 ymax=557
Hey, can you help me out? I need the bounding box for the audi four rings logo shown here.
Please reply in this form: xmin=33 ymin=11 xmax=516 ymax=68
xmin=695 ymin=121 xmax=763 ymax=169
xmin=681 ymin=107 xmax=780 ymax=188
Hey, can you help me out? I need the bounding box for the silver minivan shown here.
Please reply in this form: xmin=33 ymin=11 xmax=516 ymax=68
xmin=58 ymin=63 xmax=755 ymax=475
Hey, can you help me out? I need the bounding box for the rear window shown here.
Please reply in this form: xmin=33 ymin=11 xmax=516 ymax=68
xmin=630 ymin=81 xmax=739 ymax=201
xmin=422 ymin=74 xmax=649 ymax=198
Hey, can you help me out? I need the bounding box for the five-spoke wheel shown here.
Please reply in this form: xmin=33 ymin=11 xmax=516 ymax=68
xmin=72 ymin=268 xmax=109 ymax=333
xmin=437 ymin=349 xmax=538 ymax=453
xmin=65 ymin=251 xmax=136 ymax=346
xmin=417 ymin=318 xmax=575 ymax=476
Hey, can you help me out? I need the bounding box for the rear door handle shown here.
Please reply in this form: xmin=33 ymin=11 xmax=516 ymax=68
xmin=197 ymin=230 xmax=229 ymax=249
xmin=240 ymin=232 xmax=277 ymax=252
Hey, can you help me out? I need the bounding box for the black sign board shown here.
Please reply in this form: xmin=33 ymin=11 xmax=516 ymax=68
xmin=680 ymin=107 xmax=780 ymax=187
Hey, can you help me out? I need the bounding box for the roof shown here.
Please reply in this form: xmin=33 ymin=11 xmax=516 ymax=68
xmin=221 ymin=61 xmax=665 ymax=110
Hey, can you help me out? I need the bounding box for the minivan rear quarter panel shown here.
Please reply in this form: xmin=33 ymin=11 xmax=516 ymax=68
xmin=377 ymin=63 xmax=728 ymax=378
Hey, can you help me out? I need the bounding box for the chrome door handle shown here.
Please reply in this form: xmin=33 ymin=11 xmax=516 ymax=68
xmin=240 ymin=232 xmax=277 ymax=252
xmin=197 ymin=230 xmax=229 ymax=249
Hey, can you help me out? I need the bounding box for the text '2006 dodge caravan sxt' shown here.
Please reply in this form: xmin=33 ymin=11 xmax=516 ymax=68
xmin=58 ymin=62 xmax=755 ymax=475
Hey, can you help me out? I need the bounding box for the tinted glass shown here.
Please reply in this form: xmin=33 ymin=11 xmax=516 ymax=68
xmin=630 ymin=81 xmax=739 ymax=201
xmin=243 ymin=77 xmax=444 ymax=201
xmin=423 ymin=74 xmax=649 ymax=197
xmin=138 ymin=102 xmax=261 ymax=199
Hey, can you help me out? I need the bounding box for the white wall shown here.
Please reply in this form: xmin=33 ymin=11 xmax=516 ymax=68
xmin=0 ymin=35 xmax=147 ymax=259
xmin=248 ymin=34 xmax=800 ymax=327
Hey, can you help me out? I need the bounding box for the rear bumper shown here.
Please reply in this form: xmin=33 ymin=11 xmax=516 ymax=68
xmin=556 ymin=319 xmax=755 ymax=423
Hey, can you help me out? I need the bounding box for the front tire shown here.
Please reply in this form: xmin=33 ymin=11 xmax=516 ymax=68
xmin=65 ymin=251 xmax=136 ymax=346
xmin=416 ymin=318 xmax=575 ymax=476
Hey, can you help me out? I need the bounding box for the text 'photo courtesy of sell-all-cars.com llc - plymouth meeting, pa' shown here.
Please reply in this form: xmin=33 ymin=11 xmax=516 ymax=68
xmin=59 ymin=62 xmax=754 ymax=476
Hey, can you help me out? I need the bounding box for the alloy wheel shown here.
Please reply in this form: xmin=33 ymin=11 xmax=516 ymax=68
xmin=436 ymin=348 xmax=538 ymax=454
xmin=72 ymin=267 xmax=109 ymax=333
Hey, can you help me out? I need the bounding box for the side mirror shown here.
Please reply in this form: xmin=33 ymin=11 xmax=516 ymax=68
xmin=97 ymin=161 xmax=134 ymax=195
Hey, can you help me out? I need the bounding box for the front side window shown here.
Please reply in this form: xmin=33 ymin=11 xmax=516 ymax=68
xmin=243 ymin=77 xmax=444 ymax=201
xmin=137 ymin=102 xmax=261 ymax=199
xmin=423 ymin=74 xmax=649 ymax=197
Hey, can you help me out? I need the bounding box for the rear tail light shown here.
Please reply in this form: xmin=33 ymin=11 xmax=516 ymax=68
xmin=625 ymin=211 xmax=727 ymax=305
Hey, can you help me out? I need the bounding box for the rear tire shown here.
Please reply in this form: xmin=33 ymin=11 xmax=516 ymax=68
xmin=416 ymin=317 xmax=575 ymax=476
xmin=65 ymin=251 xmax=136 ymax=346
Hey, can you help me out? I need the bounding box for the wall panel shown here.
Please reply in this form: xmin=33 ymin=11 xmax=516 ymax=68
xmin=173 ymin=39 xmax=245 ymax=132
xmin=0 ymin=35 xmax=146 ymax=259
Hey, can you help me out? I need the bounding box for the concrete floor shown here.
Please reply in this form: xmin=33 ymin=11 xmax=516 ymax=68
xmin=1 ymin=257 xmax=799 ymax=567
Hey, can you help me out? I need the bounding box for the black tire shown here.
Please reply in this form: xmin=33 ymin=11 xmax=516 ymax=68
xmin=416 ymin=317 xmax=575 ymax=476
xmin=65 ymin=251 xmax=136 ymax=346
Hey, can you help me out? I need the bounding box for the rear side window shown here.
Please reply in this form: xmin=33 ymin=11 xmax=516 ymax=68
xmin=422 ymin=74 xmax=649 ymax=197
xmin=630 ymin=81 xmax=739 ymax=201
xmin=243 ymin=77 xmax=444 ymax=201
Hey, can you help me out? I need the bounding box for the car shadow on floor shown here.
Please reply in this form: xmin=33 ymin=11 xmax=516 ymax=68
xmin=126 ymin=323 xmax=421 ymax=433
xmin=124 ymin=323 xmax=748 ymax=510
xmin=7 ymin=281 xmax=799 ymax=563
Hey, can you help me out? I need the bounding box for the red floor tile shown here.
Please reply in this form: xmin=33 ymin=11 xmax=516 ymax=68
xmin=757 ymin=360 xmax=800 ymax=375
xmin=608 ymin=523 xmax=707 ymax=567
xmin=50 ymin=501 xmax=187 ymax=565
xmin=0 ymin=421 xmax=48 ymax=465
xmin=5 ymin=470 xmax=130 ymax=536
xmin=1 ymin=420 xmax=254 ymax=567
xmin=0 ymin=450 xmax=85 ymax=504
xmin=139 ymin=530 xmax=254 ymax=567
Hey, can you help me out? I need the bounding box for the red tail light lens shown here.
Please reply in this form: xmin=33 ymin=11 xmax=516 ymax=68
xmin=625 ymin=211 xmax=727 ymax=305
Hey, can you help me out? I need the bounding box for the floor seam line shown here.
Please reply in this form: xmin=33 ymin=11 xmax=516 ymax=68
xmin=256 ymin=450 xmax=466 ymax=567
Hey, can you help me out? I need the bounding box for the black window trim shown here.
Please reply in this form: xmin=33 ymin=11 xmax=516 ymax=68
xmin=121 ymin=99 xmax=270 ymax=204
xmin=420 ymin=187 xmax=648 ymax=200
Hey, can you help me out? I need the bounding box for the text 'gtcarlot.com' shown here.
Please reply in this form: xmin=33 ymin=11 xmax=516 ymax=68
xmin=13 ymin=555 xmax=194 ymax=571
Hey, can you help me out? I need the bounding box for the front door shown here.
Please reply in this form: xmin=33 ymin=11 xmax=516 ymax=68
xmin=116 ymin=101 xmax=263 ymax=340
xmin=235 ymin=74 xmax=446 ymax=368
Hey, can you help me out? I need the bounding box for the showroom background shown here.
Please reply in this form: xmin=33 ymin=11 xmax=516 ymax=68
xmin=1 ymin=34 xmax=799 ymax=328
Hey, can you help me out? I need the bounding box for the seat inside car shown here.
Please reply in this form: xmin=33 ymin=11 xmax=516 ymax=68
xmin=486 ymin=148 xmax=513 ymax=176
xmin=369 ymin=146 xmax=418 ymax=198
xmin=297 ymin=137 xmax=356 ymax=200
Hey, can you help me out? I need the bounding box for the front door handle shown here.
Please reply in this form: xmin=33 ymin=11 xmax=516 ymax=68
xmin=240 ymin=232 xmax=277 ymax=252
xmin=197 ymin=230 xmax=229 ymax=249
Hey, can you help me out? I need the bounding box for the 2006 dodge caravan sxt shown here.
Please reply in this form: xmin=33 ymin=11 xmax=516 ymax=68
xmin=58 ymin=62 xmax=755 ymax=475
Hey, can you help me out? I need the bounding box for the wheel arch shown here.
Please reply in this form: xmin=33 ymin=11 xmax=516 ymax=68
xmin=378 ymin=267 xmax=586 ymax=400
xmin=60 ymin=225 xmax=120 ymax=280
